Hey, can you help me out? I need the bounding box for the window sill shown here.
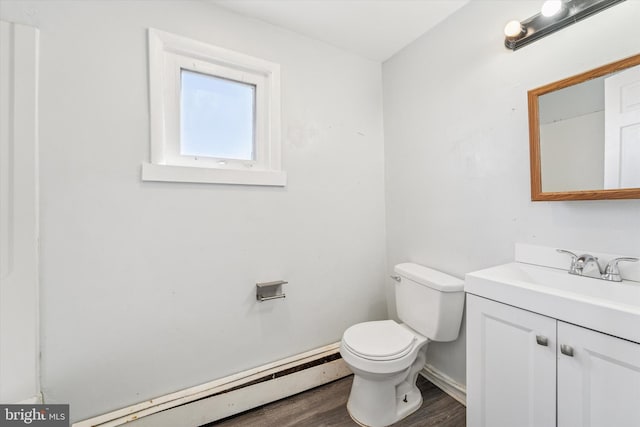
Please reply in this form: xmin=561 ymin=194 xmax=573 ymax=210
xmin=141 ymin=163 xmax=287 ymax=186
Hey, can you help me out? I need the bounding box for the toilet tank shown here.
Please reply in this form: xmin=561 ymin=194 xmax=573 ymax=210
xmin=394 ymin=263 xmax=465 ymax=342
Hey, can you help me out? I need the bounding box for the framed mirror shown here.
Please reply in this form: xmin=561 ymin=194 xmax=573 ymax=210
xmin=528 ymin=54 xmax=640 ymax=201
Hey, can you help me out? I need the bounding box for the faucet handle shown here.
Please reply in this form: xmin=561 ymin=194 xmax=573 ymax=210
xmin=603 ymin=257 xmax=639 ymax=282
xmin=557 ymin=249 xmax=578 ymax=272
xmin=556 ymin=248 xmax=578 ymax=259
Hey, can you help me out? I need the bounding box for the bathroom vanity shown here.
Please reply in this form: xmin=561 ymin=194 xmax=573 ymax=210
xmin=465 ymin=244 xmax=640 ymax=427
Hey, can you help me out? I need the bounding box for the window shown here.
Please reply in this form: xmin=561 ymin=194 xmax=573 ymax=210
xmin=180 ymin=70 xmax=255 ymax=161
xmin=142 ymin=29 xmax=285 ymax=186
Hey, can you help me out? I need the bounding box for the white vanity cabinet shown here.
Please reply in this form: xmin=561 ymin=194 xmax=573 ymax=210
xmin=467 ymin=294 xmax=640 ymax=427
xmin=557 ymin=321 xmax=640 ymax=427
xmin=466 ymin=295 xmax=556 ymax=427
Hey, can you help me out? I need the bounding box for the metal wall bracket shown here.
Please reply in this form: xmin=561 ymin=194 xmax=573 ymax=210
xmin=256 ymin=280 xmax=288 ymax=302
xmin=505 ymin=0 xmax=625 ymax=51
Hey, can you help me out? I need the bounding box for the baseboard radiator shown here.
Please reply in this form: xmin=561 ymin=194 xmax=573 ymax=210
xmin=74 ymin=345 xmax=466 ymax=427
xmin=73 ymin=343 xmax=350 ymax=427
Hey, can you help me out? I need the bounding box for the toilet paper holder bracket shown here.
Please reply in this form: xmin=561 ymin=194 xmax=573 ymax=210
xmin=256 ymin=280 xmax=288 ymax=302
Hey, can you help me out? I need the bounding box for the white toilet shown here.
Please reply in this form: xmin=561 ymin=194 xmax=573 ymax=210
xmin=340 ymin=263 xmax=465 ymax=427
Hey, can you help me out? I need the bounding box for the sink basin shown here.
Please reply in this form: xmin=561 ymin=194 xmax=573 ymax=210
xmin=465 ymin=262 xmax=640 ymax=343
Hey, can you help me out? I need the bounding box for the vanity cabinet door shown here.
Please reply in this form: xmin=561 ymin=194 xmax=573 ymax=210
xmin=467 ymin=295 xmax=556 ymax=427
xmin=557 ymin=322 xmax=640 ymax=427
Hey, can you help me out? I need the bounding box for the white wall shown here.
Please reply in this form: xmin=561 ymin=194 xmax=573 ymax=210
xmin=0 ymin=0 xmax=387 ymax=421
xmin=0 ymin=20 xmax=40 ymax=404
xmin=382 ymin=0 xmax=640 ymax=386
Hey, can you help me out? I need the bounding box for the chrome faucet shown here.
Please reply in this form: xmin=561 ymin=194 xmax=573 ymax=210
xmin=575 ymin=254 xmax=602 ymax=277
xmin=556 ymin=249 xmax=638 ymax=282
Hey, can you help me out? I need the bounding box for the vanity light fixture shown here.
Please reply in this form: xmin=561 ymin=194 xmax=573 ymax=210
xmin=504 ymin=0 xmax=625 ymax=50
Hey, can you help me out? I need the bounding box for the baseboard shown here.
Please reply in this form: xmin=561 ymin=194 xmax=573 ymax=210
xmin=73 ymin=343 xmax=350 ymax=427
xmin=420 ymin=364 xmax=466 ymax=406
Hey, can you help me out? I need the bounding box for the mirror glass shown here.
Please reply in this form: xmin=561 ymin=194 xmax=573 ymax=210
xmin=529 ymin=54 xmax=640 ymax=200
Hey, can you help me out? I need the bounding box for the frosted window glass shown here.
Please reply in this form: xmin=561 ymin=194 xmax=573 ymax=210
xmin=180 ymin=70 xmax=255 ymax=160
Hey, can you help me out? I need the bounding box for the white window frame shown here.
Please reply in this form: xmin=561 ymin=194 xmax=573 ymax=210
xmin=142 ymin=28 xmax=285 ymax=186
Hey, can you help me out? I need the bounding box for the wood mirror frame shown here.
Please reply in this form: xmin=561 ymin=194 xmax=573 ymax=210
xmin=528 ymin=54 xmax=640 ymax=201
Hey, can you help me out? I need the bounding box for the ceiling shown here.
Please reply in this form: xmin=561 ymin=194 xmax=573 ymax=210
xmin=210 ymin=0 xmax=470 ymax=62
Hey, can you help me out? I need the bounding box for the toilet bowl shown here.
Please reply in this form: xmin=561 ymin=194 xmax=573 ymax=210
xmin=340 ymin=263 xmax=465 ymax=427
xmin=340 ymin=320 xmax=429 ymax=426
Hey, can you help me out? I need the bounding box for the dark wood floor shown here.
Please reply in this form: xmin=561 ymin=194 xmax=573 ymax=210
xmin=206 ymin=375 xmax=466 ymax=427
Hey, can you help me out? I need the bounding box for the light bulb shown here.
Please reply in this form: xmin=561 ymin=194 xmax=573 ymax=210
xmin=504 ymin=20 xmax=524 ymax=38
xmin=541 ymin=0 xmax=563 ymax=17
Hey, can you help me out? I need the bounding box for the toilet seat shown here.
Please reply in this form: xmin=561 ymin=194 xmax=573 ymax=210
xmin=342 ymin=320 xmax=416 ymax=361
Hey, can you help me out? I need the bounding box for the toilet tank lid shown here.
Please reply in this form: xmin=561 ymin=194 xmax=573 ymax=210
xmin=394 ymin=263 xmax=464 ymax=292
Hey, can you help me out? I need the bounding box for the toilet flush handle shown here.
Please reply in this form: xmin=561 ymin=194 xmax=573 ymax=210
xmin=390 ymin=275 xmax=401 ymax=282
